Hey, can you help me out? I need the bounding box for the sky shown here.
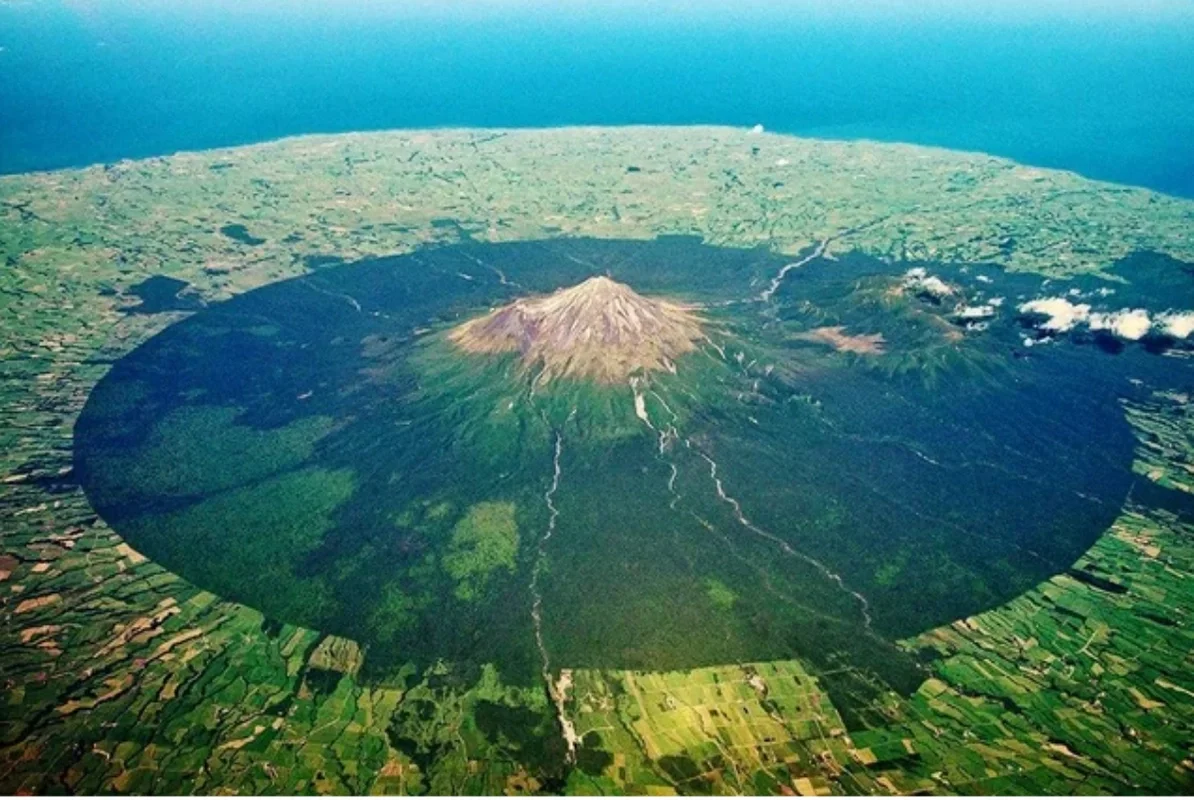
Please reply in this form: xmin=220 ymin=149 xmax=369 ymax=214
xmin=23 ymin=0 xmax=1194 ymax=23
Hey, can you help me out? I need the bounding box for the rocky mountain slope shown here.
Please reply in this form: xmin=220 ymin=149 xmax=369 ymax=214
xmin=449 ymin=276 xmax=704 ymax=383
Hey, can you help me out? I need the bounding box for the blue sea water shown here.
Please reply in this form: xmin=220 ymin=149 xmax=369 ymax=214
xmin=2 ymin=1 xmax=1193 ymax=198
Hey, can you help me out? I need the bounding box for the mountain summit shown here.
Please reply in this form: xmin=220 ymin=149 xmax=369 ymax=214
xmin=449 ymin=276 xmax=704 ymax=383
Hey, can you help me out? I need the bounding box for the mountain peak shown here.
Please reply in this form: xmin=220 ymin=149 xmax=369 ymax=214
xmin=449 ymin=276 xmax=704 ymax=383
xmin=576 ymin=274 xmax=617 ymax=288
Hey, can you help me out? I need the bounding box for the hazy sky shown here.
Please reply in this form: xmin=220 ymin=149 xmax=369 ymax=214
xmin=4 ymin=0 xmax=1192 ymax=41
xmin=31 ymin=0 xmax=1194 ymax=21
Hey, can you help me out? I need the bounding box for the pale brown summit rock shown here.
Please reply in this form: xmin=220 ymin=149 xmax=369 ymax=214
xmin=449 ymin=276 xmax=704 ymax=384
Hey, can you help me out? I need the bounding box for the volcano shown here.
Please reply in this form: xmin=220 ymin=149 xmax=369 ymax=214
xmin=448 ymin=276 xmax=705 ymax=383
xmin=74 ymin=237 xmax=1168 ymax=687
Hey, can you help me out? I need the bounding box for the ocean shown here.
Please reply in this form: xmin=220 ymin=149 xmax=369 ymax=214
xmin=2 ymin=1 xmax=1193 ymax=198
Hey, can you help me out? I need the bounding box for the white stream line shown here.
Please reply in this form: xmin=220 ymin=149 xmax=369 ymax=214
xmin=759 ymin=239 xmax=829 ymax=302
xmin=459 ymin=251 xmax=522 ymax=289
xmin=298 ymin=277 xmax=363 ymax=313
xmin=528 ymin=411 xmax=580 ymax=761
xmin=633 ymin=384 xmax=684 ymax=506
xmin=629 ymin=392 xmax=861 ymax=628
xmin=666 ymin=462 xmax=680 ymax=508
xmin=648 ymin=390 xmax=678 ymax=424
xmin=695 ymin=449 xmax=874 ymax=630
xmin=530 ymin=432 xmax=564 ymax=677
xmin=649 ymin=391 xmax=683 ymax=499
xmin=702 ymin=335 xmax=728 ymax=362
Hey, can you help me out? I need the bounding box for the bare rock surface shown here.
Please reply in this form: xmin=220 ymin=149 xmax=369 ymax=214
xmin=449 ymin=275 xmax=704 ymax=383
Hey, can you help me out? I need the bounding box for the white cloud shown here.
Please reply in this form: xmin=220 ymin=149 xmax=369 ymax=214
xmin=1018 ymin=297 xmax=1090 ymax=332
xmin=1158 ymin=311 xmax=1194 ymax=339
xmin=1020 ymin=300 xmax=1194 ymax=343
xmin=1088 ymin=308 xmax=1152 ymax=341
xmin=957 ymin=304 xmax=996 ymax=319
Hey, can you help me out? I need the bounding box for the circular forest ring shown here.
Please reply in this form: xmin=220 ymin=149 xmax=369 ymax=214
xmin=74 ymin=236 xmax=1189 ymax=686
